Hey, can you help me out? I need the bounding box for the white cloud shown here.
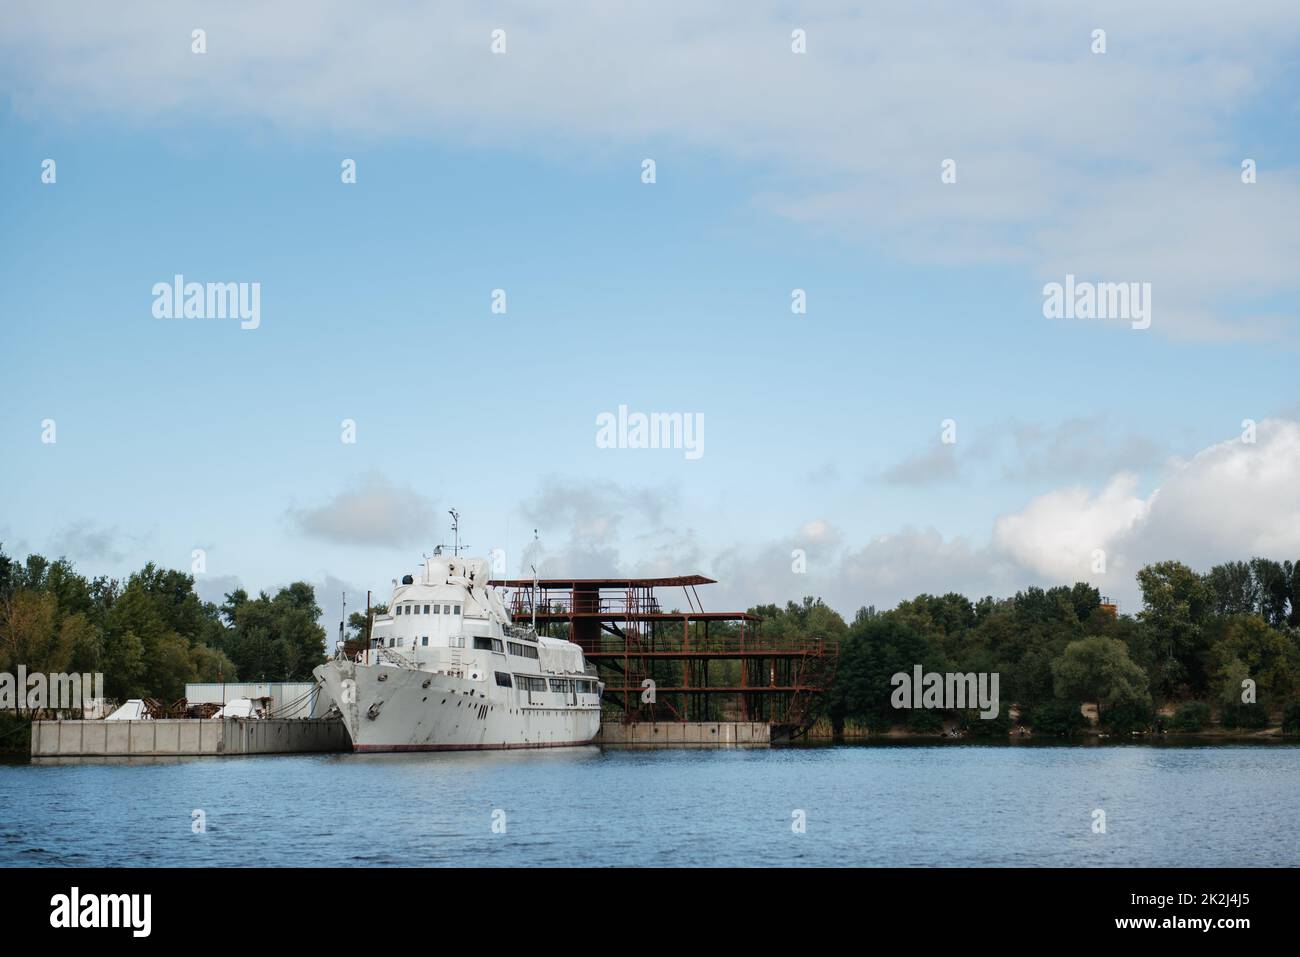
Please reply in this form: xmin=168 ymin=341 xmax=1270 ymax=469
xmin=956 ymin=419 xmax=1300 ymax=605
xmin=993 ymin=474 xmax=1150 ymax=582
xmin=705 ymin=420 xmax=1300 ymax=614
xmin=46 ymin=520 xmax=148 ymax=565
xmin=515 ymin=477 xmax=685 ymax=579
xmin=3 ymin=1 xmax=1298 ymax=339
xmin=880 ymin=442 xmax=960 ymax=485
xmin=287 ymin=473 xmax=437 ymax=547
xmin=1000 ymin=416 xmax=1171 ymax=480
xmin=267 ymin=421 xmax=1300 ymax=616
xmin=1120 ymin=418 xmax=1300 ymax=561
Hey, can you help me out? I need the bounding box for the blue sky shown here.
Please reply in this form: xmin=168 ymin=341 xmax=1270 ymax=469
xmin=2 ymin=2 xmax=1299 ymax=626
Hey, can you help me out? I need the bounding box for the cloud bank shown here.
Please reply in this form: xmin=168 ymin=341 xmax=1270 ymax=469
xmin=3 ymin=1 xmax=1298 ymax=340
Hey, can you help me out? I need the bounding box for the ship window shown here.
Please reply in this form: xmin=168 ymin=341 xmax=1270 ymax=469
xmin=549 ymin=678 xmax=572 ymax=693
xmin=388 ymin=637 xmax=395 ymax=648
xmin=433 ymin=604 xmax=440 ymax=614
xmin=448 ymin=636 xmax=464 ymax=648
xmin=473 ymin=637 xmax=493 ymax=651
xmin=423 ymin=604 xmax=430 ymax=614
xmin=443 ymin=604 xmax=452 ymax=615
xmin=454 ymin=604 xmax=461 ymax=614
xmin=398 ymin=637 xmax=405 ymax=647
xmin=422 ymin=636 xmax=429 ymax=646
xmin=494 ymin=672 xmax=513 ymax=688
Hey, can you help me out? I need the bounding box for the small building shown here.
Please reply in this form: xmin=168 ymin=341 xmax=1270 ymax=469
xmin=184 ymin=682 xmax=320 ymax=720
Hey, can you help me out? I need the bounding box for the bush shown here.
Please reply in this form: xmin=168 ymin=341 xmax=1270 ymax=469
xmin=1282 ymin=701 xmax=1300 ymax=735
xmin=1028 ymin=699 xmax=1089 ymax=736
xmin=862 ymin=710 xmax=895 ymax=734
xmin=0 ymin=713 xmax=31 ymax=755
xmin=904 ymin=708 xmax=945 ymax=733
xmin=962 ymin=707 xmax=1012 ymax=737
xmin=1220 ymin=702 xmax=1270 ymax=730
xmin=1172 ymin=701 xmax=1212 ymax=732
xmin=1102 ymin=701 xmax=1152 ymax=734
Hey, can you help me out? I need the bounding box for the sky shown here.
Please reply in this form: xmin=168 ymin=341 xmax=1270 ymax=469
xmin=1 ymin=1 xmax=1299 ymax=634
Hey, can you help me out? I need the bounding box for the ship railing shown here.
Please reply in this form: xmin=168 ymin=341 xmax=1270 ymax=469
xmin=505 ymin=595 xmax=664 ymax=617
xmin=372 ymin=648 xmax=418 ymax=670
xmin=578 ymin=636 xmax=836 ymax=656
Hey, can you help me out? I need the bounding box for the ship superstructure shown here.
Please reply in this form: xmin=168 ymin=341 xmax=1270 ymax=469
xmin=314 ymin=553 xmax=602 ymax=751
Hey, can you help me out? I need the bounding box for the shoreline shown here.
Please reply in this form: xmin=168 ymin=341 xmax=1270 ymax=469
xmin=805 ymin=727 xmax=1295 ymax=744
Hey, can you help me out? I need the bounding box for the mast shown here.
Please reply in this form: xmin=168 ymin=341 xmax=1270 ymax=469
xmin=440 ymin=508 xmax=469 ymax=557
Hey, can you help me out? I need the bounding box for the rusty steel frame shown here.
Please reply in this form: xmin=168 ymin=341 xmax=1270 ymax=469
xmin=490 ymin=575 xmax=838 ymax=736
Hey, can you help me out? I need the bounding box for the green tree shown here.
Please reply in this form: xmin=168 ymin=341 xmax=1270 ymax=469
xmin=1026 ymin=699 xmax=1089 ymax=736
xmin=828 ymin=615 xmax=941 ymax=730
xmin=1208 ymin=615 xmax=1294 ymax=703
xmin=1137 ymin=561 xmax=1212 ymax=696
xmin=1250 ymin=558 xmax=1294 ymax=629
xmin=1205 ymin=561 xmax=1260 ymax=617
xmin=1052 ymin=636 xmax=1151 ymax=725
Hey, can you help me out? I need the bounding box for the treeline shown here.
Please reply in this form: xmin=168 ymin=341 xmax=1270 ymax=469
xmin=0 ymin=545 xmax=327 ymax=706
xmin=753 ymin=558 xmax=1300 ymax=735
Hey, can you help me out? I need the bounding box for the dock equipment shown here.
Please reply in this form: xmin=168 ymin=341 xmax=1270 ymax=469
xmin=489 ymin=575 xmax=837 ymax=738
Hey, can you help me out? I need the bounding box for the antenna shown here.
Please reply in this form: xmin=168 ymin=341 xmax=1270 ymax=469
xmin=530 ymin=563 xmax=539 ymax=631
xmin=435 ymin=509 xmax=469 ymax=557
xmin=530 ymin=529 xmax=540 ymax=629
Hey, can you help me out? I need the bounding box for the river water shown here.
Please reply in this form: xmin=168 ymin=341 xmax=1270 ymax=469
xmin=1 ymin=742 xmax=1296 ymax=867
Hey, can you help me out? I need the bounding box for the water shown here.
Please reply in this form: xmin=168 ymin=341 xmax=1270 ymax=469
xmin=1 ymin=742 xmax=1297 ymax=867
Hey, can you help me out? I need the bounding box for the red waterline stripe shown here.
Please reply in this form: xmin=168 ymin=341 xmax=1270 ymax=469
xmin=352 ymin=739 xmax=595 ymax=752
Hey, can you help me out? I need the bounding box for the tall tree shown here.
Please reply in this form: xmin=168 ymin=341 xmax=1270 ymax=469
xmin=1136 ymin=561 xmax=1212 ymax=696
xmin=1051 ymin=636 xmax=1151 ymax=725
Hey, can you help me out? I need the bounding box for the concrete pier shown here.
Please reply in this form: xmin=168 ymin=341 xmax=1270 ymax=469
xmin=30 ymin=718 xmax=350 ymax=758
xmin=596 ymin=720 xmax=770 ymax=748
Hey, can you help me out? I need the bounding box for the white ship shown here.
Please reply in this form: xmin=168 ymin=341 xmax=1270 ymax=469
xmin=314 ymin=551 xmax=603 ymax=752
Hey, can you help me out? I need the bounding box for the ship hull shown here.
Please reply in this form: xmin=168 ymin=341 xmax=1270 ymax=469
xmin=314 ymin=658 xmax=601 ymax=753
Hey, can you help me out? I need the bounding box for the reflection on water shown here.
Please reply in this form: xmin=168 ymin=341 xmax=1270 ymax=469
xmin=2 ymin=743 xmax=1297 ymax=867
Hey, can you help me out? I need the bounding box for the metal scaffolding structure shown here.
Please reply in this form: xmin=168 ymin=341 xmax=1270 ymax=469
xmin=489 ymin=574 xmax=838 ymax=737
